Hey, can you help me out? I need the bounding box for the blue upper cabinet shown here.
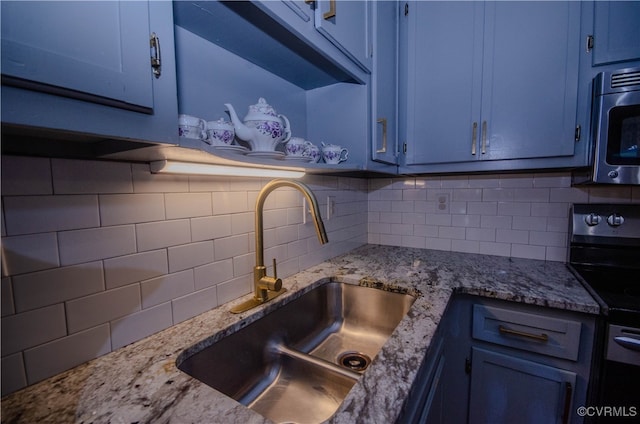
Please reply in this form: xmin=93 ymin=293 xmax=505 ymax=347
xmin=1 ymin=1 xmax=178 ymax=146
xmin=592 ymin=1 xmax=640 ymax=66
xmin=400 ymin=1 xmax=581 ymax=172
xmin=314 ymin=0 xmax=373 ymax=72
xmin=2 ymin=1 xmax=152 ymax=111
xmin=371 ymin=1 xmax=399 ymax=166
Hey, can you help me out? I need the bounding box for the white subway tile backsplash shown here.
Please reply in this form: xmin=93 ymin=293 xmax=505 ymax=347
xmin=497 ymin=202 xmax=531 ymax=217
xmin=58 ymin=225 xmax=136 ymax=265
xmin=191 ymin=215 xmax=232 ymax=242
xmin=550 ymin=187 xmax=589 ymax=203
xmin=140 ymin=270 xmax=194 ymax=309
xmin=212 ymin=191 xmax=248 ymax=215
xmin=467 ymin=201 xmax=498 ymax=216
xmin=52 ymin=159 xmax=133 ymax=194
xmin=512 ymin=216 xmax=548 ymax=231
xmin=1 ymin=304 xmax=66 ymax=355
xmin=168 ymin=241 xmax=215 ymax=273
xmin=194 ymin=259 xmax=234 ymax=290
xmin=1 ymin=233 xmax=60 ymax=275
xmin=111 ymin=303 xmax=173 ymax=350
xmin=214 ymin=234 xmax=250 ymax=261
xmin=3 ymin=195 xmax=99 ymax=235
xmin=511 ymin=244 xmax=546 ymax=260
xmin=104 ymin=250 xmax=168 ymax=290
xmin=23 ymin=324 xmax=111 ymax=385
xmin=13 ymin=261 xmax=104 ymax=312
xmin=136 ymin=219 xmax=191 ymax=251
xmin=99 ymin=193 xmax=165 ymax=226
xmin=1 ymin=156 xmax=52 ymax=195
xmin=465 ymin=227 xmax=496 ymax=242
xmin=1 ymin=353 xmax=27 ymax=396
xmin=172 ymin=286 xmax=219 ymax=324
xmin=66 ymin=285 xmax=141 ymax=334
xmin=1 ymin=278 xmax=15 ymax=317
xmin=496 ymin=228 xmax=529 ymax=244
xmin=587 ymin=187 xmax=634 ymax=203
xmin=165 ymin=192 xmax=212 ymax=219
xmin=216 ymin=275 xmax=252 ymax=304
xmin=480 ymin=215 xmax=512 ymax=229
xmin=451 ymin=239 xmax=480 ymax=254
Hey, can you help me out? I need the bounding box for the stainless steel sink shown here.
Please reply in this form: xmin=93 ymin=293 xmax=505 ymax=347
xmin=177 ymin=281 xmax=415 ymax=424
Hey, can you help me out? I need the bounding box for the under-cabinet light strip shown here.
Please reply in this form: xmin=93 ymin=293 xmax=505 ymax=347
xmin=149 ymin=160 xmax=305 ymax=178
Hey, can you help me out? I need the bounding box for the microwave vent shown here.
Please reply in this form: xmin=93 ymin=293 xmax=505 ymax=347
xmin=611 ymin=70 xmax=640 ymax=89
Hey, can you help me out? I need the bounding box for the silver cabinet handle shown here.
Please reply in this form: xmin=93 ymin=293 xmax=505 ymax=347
xmin=614 ymin=336 xmax=640 ymax=352
xmin=481 ymin=121 xmax=487 ymax=154
xmin=377 ymin=118 xmax=387 ymax=153
xmin=471 ymin=122 xmax=478 ymax=155
xmin=150 ymin=32 xmax=161 ymax=78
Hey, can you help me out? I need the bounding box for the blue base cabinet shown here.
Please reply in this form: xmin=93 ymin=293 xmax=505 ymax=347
xmin=469 ymin=348 xmax=577 ymax=424
xmin=399 ymin=295 xmax=596 ymax=424
xmin=1 ymin=1 xmax=178 ymax=147
xmin=399 ymin=1 xmax=582 ymax=174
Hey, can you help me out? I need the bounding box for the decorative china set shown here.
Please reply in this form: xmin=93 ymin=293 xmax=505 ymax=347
xmin=178 ymin=97 xmax=348 ymax=164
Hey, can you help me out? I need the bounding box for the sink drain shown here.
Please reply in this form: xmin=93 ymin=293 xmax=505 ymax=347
xmin=338 ymin=351 xmax=371 ymax=372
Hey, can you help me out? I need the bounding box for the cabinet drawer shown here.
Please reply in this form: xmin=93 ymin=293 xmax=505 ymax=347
xmin=472 ymin=304 xmax=582 ymax=361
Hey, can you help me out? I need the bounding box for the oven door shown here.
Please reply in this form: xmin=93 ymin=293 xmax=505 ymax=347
xmin=594 ymin=324 xmax=640 ymax=423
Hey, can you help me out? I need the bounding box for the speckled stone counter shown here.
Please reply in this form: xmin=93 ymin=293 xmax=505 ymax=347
xmin=1 ymin=245 xmax=599 ymax=424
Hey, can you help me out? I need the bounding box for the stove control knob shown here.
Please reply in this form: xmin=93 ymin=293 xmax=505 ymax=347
xmin=584 ymin=213 xmax=601 ymax=226
xmin=607 ymin=213 xmax=624 ymax=227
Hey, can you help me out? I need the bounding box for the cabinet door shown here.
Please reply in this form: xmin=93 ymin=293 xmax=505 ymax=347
xmin=315 ymin=0 xmax=372 ymax=71
xmin=480 ymin=1 xmax=580 ymax=161
xmin=403 ymin=1 xmax=484 ymax=165
xmin=372 ymin=0 xmax=398 ymax=165
xmin=469 ymin=347 xmax=576 ymax=424
xmin=593 ymin=1 xmax=640 ymax=66
xmin=1 ymin=1 xmax=153 ymax=112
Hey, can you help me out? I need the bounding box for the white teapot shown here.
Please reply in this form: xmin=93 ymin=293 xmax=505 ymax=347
xmin=224 ymin=98 xmax=291 ymax=151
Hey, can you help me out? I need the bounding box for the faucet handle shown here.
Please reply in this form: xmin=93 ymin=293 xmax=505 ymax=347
xmin=272 ymin=258 xmax=278 ymax=279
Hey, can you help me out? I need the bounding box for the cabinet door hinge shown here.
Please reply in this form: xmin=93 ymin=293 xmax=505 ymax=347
xmin=575 ymin=125 xmax=581 ymax=142
xmin=404 ymin=3 xmax=409 ymax=16
xmin=586 ymin=35 xmax=594 ymax=53
xmin=465 ymin=357 xmax=472 ymax=375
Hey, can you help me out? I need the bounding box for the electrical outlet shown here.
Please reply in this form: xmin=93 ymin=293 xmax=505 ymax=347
xmin=436 ymin=193 xmax=450 ymax=214
xmin=302 ymin=196 xmax=335 ymax=222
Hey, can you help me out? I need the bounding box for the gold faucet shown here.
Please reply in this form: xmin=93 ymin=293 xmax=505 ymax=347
xmin=230 ymin=179 xmax=328 ymax=313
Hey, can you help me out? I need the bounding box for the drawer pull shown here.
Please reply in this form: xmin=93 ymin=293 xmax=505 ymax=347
xmin=498 ymin=325 xmax=549 ymax=342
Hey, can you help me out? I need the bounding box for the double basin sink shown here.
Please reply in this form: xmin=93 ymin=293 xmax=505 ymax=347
xmin=177 ymin=281 xmax=415 ymax=423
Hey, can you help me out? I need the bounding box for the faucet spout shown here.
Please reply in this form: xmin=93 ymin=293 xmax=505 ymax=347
xmin=230 ymin=179 xmax=328 ymax=314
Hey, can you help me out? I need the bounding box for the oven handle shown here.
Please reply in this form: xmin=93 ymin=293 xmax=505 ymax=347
xmin=614 ymin=336 xmax=640 ymax=352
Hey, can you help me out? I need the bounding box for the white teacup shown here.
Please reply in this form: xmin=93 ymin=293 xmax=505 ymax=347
xmin=285 ymin=137 xmax=310 ymax=157
xmin=321 ymin=143 xmax=349 ymax=164
xmin=305 ymin=143 xmax=322 ymax=163
xmin=179 ymin=114 xmax=206 ymax=140
xmin=206 ymin=118 xmax=235 ymax=146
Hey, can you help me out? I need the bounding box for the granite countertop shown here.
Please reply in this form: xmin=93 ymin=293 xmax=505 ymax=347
xmin=1 ymin=245 xmax=600 ymax=424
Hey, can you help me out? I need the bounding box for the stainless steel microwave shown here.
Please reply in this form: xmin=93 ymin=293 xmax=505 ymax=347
xmin=575 ymin=66 xmax=640 ymax=185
